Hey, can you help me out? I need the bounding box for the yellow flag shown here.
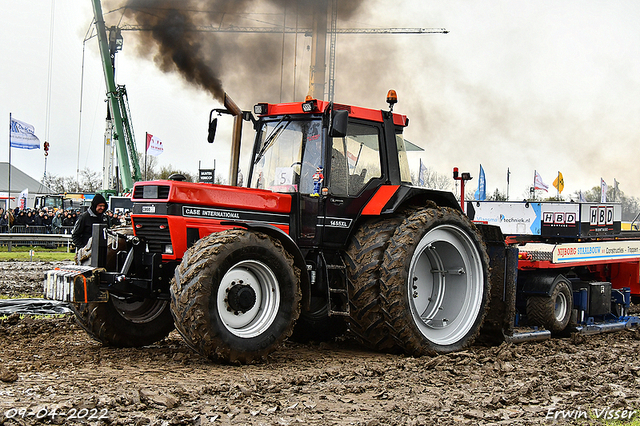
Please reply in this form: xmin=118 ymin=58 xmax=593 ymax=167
xmin=553 ymin=172 xmax=564 ymax=193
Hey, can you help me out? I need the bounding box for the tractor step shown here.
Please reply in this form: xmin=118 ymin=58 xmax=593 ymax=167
xmin=323 ymin=253 xmax=350 ymax=317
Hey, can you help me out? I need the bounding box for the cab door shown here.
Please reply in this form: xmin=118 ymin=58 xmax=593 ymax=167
xmin=322 ymin=120 xmax=385 ymax=248
xmin=296 ymin=121 xmax=325 ymax=248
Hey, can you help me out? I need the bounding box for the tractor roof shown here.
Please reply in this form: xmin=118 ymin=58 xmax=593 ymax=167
xmin=253 ymin=99 xmax=409 ymax=127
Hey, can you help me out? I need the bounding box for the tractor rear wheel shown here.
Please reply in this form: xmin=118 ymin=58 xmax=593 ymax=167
xmin=526 ymin=276 xmax=573 ymax=334
xmin=345 ymin=215 xmax=404 ymax=350
xmin=381 ymin=207 xmax=490 ymax=356
xmin=170 ymin=229 xmax=301 ymax=364
xmin=72 ymin=227 xmax=175 ymax=347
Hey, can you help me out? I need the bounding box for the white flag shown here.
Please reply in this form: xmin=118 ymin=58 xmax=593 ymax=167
xmin=601 ymin=178 xmax=608 ymax=203
xmin=10 ymin=118 xmax=40 ymax=149
xmin=534 ymin=171 xmax=548 ymax=192
xmin=146 ymin=133 xmax=164 ymax=156
xmin=418 ymin=159 xmax=427 ymax=186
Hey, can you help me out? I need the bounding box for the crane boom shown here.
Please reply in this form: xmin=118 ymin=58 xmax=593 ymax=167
xmin=91 ymin=0 xmax=138 ymax=191
xmin=118 ymin=24 xmax=448 ymax=35
xmin=115 ymin=85 xmax=142 ymax=184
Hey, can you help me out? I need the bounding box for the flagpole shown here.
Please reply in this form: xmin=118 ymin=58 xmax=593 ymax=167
xmin=8 ymin=113 xmax=11 ymax=233
xmin=506 ymin=167 xmax=510 ymax=201
xmin=8 ymin=114 xmax=11 ymax=207
xmin=145 ymin=132 xmax=148 ymax=181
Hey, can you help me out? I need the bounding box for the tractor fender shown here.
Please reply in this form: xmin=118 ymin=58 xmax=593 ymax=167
xmin=379 ymin=186 xmax=461 ymax=215
xmin=348 ymin=185 xmax=463 ymax=243
xmin=220 ymin=221 xmax=311 ymax=311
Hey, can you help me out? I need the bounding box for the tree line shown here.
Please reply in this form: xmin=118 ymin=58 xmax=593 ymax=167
xmin=42 ymin=152 xmax=224 ymax=193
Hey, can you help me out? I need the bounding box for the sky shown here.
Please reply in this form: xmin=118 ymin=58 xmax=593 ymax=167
xmin=2 ymin=0 xmax=640 ymax=201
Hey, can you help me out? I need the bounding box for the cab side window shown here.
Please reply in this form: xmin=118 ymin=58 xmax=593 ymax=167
xmin=330 ymin=123 xmax=382 ymax=196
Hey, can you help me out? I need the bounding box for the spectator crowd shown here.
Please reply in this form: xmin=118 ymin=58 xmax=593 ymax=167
xmin=0 ymin=206 xmax=131 ymax=233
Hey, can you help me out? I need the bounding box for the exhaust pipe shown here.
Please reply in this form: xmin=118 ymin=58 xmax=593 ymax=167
xmin=224 ymin=93 xmax=243 ymax=187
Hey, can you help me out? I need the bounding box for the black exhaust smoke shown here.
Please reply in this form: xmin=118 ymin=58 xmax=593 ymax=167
xmin=107 ymin=0 xmax=365 ymax=102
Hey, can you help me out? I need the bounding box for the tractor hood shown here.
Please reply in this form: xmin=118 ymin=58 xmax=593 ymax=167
xmin=131 ymin=180 xmax=292 ymax=214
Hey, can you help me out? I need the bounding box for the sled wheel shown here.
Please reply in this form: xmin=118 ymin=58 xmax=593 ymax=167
xmin=526 ymin=276 xmax=573 ymax=334
xmin=170 ymin=229 xmax=301 ymax=364
xmin=381 ymin=207 xmax=490 ymax=355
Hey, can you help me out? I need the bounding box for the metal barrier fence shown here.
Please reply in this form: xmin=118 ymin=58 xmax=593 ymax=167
xmin=1 ymin=225 xmax=75 ymax=234
xmin=0 ymin=232 xmax=73 ymax=252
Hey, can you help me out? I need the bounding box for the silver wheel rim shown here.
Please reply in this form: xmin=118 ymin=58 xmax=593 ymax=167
xmin=111 ymin=297 xmax=168 ymax=324
xmin=408 ymin=224 xmax=484 ymax=346
xmin=554 ymin=291 xmax=568 ymax=322
xmin=217 ymin=260 xmax=280 ymax=338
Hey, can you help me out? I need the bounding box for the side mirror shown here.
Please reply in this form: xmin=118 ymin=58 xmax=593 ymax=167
xmin=207 ymin=117 xmax=218 ymax=143
xmin=329 ymin=110 xmax=348 ymax=138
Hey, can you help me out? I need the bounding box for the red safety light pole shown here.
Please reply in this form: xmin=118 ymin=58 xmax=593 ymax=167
xmin=453 ymin=167 xmax=473 ymax=213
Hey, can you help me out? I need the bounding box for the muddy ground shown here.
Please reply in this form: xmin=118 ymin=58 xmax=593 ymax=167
xmin=1 ymin=262 xmax=640 ymax=425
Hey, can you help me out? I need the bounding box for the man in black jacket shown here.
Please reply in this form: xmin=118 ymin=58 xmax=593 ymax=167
xmin=72 ymin=194 xmax=108 ymax=248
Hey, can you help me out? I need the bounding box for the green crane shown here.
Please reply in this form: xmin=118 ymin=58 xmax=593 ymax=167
xmin=91 ymin=0 xmax=142 ymax=192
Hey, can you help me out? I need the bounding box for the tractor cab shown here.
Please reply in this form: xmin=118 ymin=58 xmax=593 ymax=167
xmin=244 ymin=95 xmax=413 ymax=248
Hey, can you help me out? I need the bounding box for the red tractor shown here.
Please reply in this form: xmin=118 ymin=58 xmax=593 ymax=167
xmin=46 ymin=92 xmax=502 ymax=363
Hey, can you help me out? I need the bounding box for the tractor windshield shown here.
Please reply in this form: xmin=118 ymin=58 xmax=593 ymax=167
xmin=250 ymin=117 xmax=324 ymax=194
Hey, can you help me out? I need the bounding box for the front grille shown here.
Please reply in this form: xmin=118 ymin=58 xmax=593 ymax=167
xmin=133 ymin=217 xmax=171 ymax=252
xmin=133 ymin=185 xmax=170 ymax=200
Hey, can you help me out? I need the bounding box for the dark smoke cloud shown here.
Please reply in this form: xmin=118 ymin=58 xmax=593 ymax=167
xmin=106 ymin=0 xmax=365 ymax=102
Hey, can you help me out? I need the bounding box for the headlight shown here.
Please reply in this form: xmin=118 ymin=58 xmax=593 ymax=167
xmin=254 ymin=103 xmax=268 ymax=115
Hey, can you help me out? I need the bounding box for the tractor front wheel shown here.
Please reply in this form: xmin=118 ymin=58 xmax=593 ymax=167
xmin=170 ymin=229 xmax=301 ymax=364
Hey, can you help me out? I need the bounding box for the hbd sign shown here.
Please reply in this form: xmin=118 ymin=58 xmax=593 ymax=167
xmin=540 ymin=204 xmax=580 ymax=238
xmin=543 ymin=211 xmax=577 ymax=225
xmin=580 ymin=204 xmax=620 ymax=237
xmin=590 ymin=206 xmax=614 ymax=226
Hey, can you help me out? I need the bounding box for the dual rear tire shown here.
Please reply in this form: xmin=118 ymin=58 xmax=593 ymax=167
xmin=347 ymin=207 xmax=491 ymax=355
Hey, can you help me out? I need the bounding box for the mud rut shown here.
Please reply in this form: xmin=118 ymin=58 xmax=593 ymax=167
xmin=1 ymin=262 xmax=640 ymax=425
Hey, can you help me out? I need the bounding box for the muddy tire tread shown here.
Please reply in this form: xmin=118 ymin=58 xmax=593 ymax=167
xmin=345 ymin=215 xmax=404 ymax=350
xmin=170 ymin=229 xmax=301 ymax=364
xmin=526 ymin=278 xmax=572 ymax=335
xmin=380 ymin=207 xmax=491 ymax=356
